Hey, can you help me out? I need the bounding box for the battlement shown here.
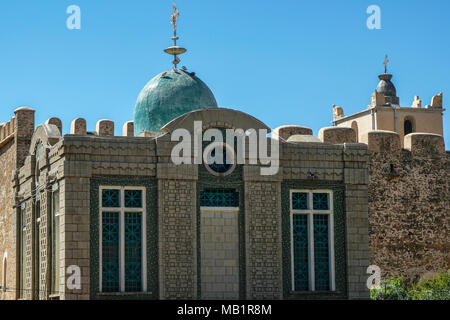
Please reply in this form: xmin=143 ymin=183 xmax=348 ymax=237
xmin=0 ymin=107 xmax=35 ymax=149
xmin=360 ymin=130 xmax=446 ymax=155
xmin=319 ymin=127 xmax=357 ymax=144
xmin=69 ymin=118 xmax=135 ymax=137
xmin=37 ymin=117 xmax=137 ymax=137
xmin=273 ymin=125 xmax=313 ymax=141
xmin=404 ymin=133 xmax=445 ymax=155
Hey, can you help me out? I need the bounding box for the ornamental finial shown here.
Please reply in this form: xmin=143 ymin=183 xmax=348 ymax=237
xmin=383 ymin=55 xmax=389 ymax=74
xmin=164 ymin=3 xmax=187 ymax=69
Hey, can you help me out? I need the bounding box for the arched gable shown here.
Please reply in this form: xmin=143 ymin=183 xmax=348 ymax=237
xmin=161 ymin=108 xmax=271 ymax=134
xmin=29 ymin=124 xmax=62 ymax=156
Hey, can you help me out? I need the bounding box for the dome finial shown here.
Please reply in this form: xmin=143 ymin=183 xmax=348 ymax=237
xmin=383 ymin=54 xmax=389 ymax=74
xmin=164 ymin=3 xmax=187 ymax=69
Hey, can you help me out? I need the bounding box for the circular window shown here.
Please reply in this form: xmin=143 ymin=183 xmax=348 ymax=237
xmin=203 ymin=142 xmax=236 ymax=177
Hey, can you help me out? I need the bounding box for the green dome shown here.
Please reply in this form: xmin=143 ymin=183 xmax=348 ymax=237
xmin=134 ymin=68 xmax=218 ymax=135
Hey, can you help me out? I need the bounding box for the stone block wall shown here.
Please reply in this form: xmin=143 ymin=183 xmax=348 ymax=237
xmin=158 ymin=165 xmax=198 ymax=299
xmin=0 ymin=139 xmax=17 ymax=301
xmin=343 ymin=144 xmax=371 ymax=299
xmin=200 ymin=210 xmax=239 ymax=300
xmin=367 ymin=131 xmax=449 ymax=282
xmin=0 ymin=107 xmax=35 ymax=301
xmin=244 ymin=167 xmax=283 ymax=300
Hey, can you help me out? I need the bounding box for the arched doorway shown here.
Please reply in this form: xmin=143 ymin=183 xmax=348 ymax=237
xmin=404 ymin=118 xmax=414 ymax=136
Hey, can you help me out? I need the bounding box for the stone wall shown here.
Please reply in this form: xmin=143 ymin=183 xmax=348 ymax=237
xmin=244 ymin=166 xmax=283 ymax=300
xmin=0 ymin=107 xmax=35 ymax=301
xmin=200 ymin=209 xmax=239 ymax=299
xmin=0 ymin=139 xmax=17 ymax=300
xmin=366 ymin=131 xmax=449 ymax=282
xmin=158 ymin=176 xmax=197 ymax=299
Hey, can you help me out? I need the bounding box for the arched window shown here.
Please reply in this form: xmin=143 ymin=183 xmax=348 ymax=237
xmin=404 ymin=119 xmax=414 ymax=136
xmin=351 ymin=121 xmax=359 ymax=142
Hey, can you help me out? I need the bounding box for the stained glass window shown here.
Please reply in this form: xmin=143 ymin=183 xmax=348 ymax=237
xmin=200 ymin=189 xmax=239 ymax=207
xmin=125 ymin=213 xmax=142 ymax=292
xmin=290 ymin=190 xmax=334 ymax=292
xmin=125 ymin=190 xmax=143 ymax=208
xmin=100 ymin=187 xmax=145 ymax=293
xmin=102 ymin=212 xmax=120 ymax=292
xmin=102 ymin=189 xmax=120 ymax=208
xmin=313 ymin=193 xmax=329 ymax=210
xmin=292 ymin=192 xmax=308 ymax=210
xmin=293 ymin=214 xmax=309 ymax=291
xmin=314 ymin=215 xmax=330 ymax=291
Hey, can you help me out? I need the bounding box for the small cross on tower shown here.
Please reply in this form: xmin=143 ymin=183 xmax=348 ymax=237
xmin=383 ymin=55 xmax=389 ymax=74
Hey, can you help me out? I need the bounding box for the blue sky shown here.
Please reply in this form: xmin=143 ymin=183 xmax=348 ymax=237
xmin=0 ymin=0 xmax=448 ymax=145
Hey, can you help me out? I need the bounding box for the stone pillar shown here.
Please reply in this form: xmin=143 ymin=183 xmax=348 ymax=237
xmin=59 ymin=175 xmax=91 ymax=300
xmin=243 ymin=166 xmax=283 ymax=300
xmin=157 ymin=164 xmax=198 ymax=299
xmin=14 ymin=107 xmax=35 ymax=167
xmin=343 ymin=144 xmax=370 ymax=299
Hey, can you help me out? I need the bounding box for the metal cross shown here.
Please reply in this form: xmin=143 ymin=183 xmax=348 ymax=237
xmin=383 ymin=55 xmax=389 ymax=74
xmin=170 ymin=3 xmax=180 ymax=38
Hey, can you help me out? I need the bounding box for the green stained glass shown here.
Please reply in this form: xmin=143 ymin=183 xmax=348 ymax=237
xmin=125 ymin=190 xmax=143 ymax=208
xmin=102 ymin=189 xmax=120 ymax=208
xmin=313 ymin=193 xmax=329 ymax=210
xmin=102 ymin=212 xmax=120 ymax=292
xmin=314 ymin=214 xmax=330 ymax=291
xmin=293 ymin=214 xmax=309 ymax=291
xmin=292 ymin=192 xmax=308 ymax=210
xmin=200 ymin=189 xmax=239 ymax=207
xmin=124 ymin=213 xmax=142 ymax=292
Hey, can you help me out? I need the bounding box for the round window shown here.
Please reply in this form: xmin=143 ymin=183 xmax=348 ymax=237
xmin=203 ymin=142 xmax=236 ymax=177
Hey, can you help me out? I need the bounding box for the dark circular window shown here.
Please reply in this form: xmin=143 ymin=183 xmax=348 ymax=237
xmin=203 ymin=142 xmax=236 ymax=176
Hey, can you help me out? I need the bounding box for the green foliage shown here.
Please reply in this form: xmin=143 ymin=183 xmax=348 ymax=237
xmin=411 ymin=270 xmax=450 ymax=300
xmin=371 ymin=270 xmax=450 ymax=300
xmin=370 ymin=276 xmax=410 ymax=300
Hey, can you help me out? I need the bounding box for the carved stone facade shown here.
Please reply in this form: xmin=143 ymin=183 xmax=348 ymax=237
xmin=0 ymin=107 xmax=375 ymax=300
xmin=0 ymin=98 xmax=447 ymax=300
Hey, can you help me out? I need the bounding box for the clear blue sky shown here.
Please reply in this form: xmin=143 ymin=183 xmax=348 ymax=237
xmin=0 ymin=0 xmax=448 ymax=145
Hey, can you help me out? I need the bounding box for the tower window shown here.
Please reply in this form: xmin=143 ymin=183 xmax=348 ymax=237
xmin=404 ymin=119 xmax=414 ymax=135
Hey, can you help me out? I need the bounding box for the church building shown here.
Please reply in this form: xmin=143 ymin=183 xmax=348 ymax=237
xmin=0 ymin=5 xmax=447 ymax=301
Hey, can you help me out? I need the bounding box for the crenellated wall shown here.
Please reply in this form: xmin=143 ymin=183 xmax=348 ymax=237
xmin=362 ymin=130 xmax=449 ymax=282
xmin=0 ymin=107 xmax=35 ymax=300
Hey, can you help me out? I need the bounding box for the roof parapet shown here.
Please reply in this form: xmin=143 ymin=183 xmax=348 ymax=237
xmin=404 ymin=133 xmax=445 ymax=156
xmin=360 ymin=130 xmax=401 ymax=153
xmin=319 ymin=127 xmax=357 ymax=144
xmin=273 ymin=125 xmax=313 ymax=141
